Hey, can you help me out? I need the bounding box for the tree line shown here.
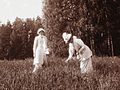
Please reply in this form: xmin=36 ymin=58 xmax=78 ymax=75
xmin=43 ymin=0 xmax=120 ymax=57
xmin=0 ymin=0 xmax=120 ymax=60
xmin=0 ymin=17 xmax=43 ymax=60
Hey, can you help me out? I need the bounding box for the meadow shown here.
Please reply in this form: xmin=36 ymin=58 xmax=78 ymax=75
xmin=0 ymin=57 xmax=120 ymax=90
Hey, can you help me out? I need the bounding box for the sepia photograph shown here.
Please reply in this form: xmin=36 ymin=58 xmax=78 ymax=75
xmin=0 ymin=0 xmax=120 ymax=90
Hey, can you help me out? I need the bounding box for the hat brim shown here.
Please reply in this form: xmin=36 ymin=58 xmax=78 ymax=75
xmin=37 ymin=28 xmax=45 ymax=34
xmin=62 ymin=32 xmax=71 ymax=43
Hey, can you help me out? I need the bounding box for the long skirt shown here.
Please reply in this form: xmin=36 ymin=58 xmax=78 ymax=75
xmin=80 ymin=57 xmax=93 ymax=74
xmin=33 ymin=48 xmax=46 ymax=67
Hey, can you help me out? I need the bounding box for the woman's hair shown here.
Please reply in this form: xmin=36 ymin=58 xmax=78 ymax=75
xmin=39 ymin=31 xmax=45 ymax=36
xmin=68 ymin=34 xmax=73 ymax=43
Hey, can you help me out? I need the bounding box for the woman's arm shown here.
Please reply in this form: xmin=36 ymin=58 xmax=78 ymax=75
xmin=43 ymin=36 xmax=47 ymax=48
xmin=76 ymin=39 xmax=85 ymax=54
xmin=33 ymin=37 xmax=38 ymax=57
xmin=44 ymin=36 xmax=49 ymax=54
xmin=78 ymin=46 xmax=85 ymax=54
xmin=66 ymin=43 xmax=74 ymax=62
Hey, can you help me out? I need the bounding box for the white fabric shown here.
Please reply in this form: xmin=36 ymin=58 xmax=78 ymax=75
xmin=33 ymin=35 xmax=47 ymax=65
xmin=74 ymin=38 xmax=93 ymax=73
xmin=66 ymin=43 xmax=74 ymax=61
xmin=65 ymin=36 xmax=93 ymax=73
xmin=32 ymin=64 xmax=41 ymax=73
xmin=80 ymin=57 xmax=93 ymax=74
xmin=62 ymin=32 xmax=72 ymax=43
xmin=45 ymin=48 xmax=49 ymax=54
xmin=73 ymin=38 xmax=92 ymax=60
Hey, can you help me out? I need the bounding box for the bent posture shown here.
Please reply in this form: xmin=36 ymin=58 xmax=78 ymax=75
xmin=62 ymin=32 xmax=93 ymax=74
xmin=32 ymin=28 xmax=48 ymax=74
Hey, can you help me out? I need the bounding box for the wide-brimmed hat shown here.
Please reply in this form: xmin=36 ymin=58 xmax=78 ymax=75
xmin=62 ymin=32 xmax=72 ymax=43
xmin=37 ymin=28 xmax=45 ymax=34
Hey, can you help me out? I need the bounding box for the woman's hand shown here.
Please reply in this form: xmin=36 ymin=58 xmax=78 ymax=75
xmin=33 ymin=53 xmax=36 ymax=57
xmin=45 ymin=48 xmax=49 ymax=54
xmin=65 ymin=59 xmax=69 ymax=63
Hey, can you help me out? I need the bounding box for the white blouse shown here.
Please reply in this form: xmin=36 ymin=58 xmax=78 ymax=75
xmin=33 ymin=35 xmax=47 ymax=56
xmin=66 ymin=37 xmax=92 ymax=61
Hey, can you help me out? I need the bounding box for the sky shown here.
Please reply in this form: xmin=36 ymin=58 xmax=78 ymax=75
xmin=0 ymin=0 xmax=44 ymax=24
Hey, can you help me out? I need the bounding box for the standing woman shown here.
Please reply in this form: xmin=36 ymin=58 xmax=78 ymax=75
xmin=62 ymin=32 xmax=93 ymax=74
xmin=32 ymin=28 xmax=48 ymax=74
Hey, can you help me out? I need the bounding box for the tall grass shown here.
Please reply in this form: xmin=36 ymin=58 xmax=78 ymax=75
xmin=0 ymin=57 xmax=120 ymax=90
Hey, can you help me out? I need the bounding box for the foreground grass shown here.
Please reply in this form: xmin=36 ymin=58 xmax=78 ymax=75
xmin=0 ymin=57 xmax=120 ymax=90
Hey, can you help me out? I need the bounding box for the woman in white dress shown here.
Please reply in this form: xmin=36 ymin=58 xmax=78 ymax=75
xmin=62 ymin=32 xmax=93 ymax=74
xmin=32 ymin=28 xmax=49 ymax=74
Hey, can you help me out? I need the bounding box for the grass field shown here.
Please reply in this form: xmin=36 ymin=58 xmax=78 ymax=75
xmin=0 ymin=57 xmax=120 ymax=90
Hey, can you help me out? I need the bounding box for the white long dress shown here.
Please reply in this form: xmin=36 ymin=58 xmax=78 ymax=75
xmin=67 ymin=37 xmax=93 ymax=74
xmin=33 ymin=35 xmax=47 ymax=67
xmin=74 ymin=38 xmax=93 ymax=74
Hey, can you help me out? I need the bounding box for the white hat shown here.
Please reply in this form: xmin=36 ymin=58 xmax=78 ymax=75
xmin=62 ymin=32 xmax=72 ymax=43
xmin=37 ymin=28 xmax=45 ymax=34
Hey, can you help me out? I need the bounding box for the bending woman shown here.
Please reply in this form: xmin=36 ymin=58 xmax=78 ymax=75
xmin=62 ymin=32 xmax=93 ymax=74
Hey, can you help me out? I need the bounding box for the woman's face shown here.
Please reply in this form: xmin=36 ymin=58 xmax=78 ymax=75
xmin=64 ymin=38 xmax=69 ymax=43
xmin=39 ymin=31 xmax=45 ymax=35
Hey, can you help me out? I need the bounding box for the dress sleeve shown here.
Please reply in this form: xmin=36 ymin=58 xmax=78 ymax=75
xmin=75 ymin=39 xmax=85 ymax=54
xmin=75 ymin=39 xmax=84 ymax=46
xmin=67 ymin=43 xmax=74 ymax=61
xmin=33 ymin=36 xmax=38 ymax=55
xmin=44 ymin=36 xmax=48 ymax=49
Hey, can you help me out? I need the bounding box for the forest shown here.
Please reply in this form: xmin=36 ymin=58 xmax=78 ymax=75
xmin=0 ymin=17 xmax=43 ymax=60
xmin=0 ymin=0 xmax=120 ymax=89
xmin=43 ymin=0 xmax=120 ymax=57
xmin=0 ymin=0 xmax=120 ymax=60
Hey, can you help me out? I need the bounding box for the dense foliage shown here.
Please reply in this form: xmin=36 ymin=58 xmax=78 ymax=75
xmin=0 ymin=57 xmax=120 ymax=89
xmin=0 ymin=17 xmax=43 ymax=60
xmin=43 ymin=0 xmax=120 ymax=57
xmin=0 ymin=0 xmax=120 ymax=59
